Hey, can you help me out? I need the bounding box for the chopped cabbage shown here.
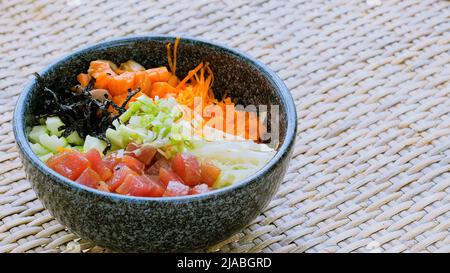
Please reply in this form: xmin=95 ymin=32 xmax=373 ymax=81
xmin=107 ymin=95 xmax=191 ymax=158
xmin=189 ymin=140 xmax=276 ymax=187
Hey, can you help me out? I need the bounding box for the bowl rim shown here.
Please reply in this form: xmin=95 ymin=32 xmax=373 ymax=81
xmin=13 ymin=34 xmax=297 ymax=204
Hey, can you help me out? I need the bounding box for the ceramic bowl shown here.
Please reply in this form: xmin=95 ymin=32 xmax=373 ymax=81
xmin=13 ymin=35 xmax=297 ymax=252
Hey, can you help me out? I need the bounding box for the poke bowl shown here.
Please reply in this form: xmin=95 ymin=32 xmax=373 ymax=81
xmin=13 ymin=35 xmax=297 ymax=252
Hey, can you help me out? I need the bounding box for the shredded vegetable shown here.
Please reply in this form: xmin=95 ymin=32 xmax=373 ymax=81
xmin=189 ymin=140 xmax=275 ymax=187
xmin=106 ymin=95 xmax=192 ymax=158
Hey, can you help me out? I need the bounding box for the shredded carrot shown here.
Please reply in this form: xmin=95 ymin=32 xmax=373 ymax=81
xmin=167 ymin=37 xmax=180 ymax=75
xmin=175 ymin=62 xmax=204 ymax=91
xmin=173 ymin=61 xmax=264 ymax=140
xmin=173 ymin=37 xmax=180 ymax=75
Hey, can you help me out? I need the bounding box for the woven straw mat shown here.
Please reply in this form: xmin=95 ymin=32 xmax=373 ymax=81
xmin=0 ymin=0 xmax=449 ymax=253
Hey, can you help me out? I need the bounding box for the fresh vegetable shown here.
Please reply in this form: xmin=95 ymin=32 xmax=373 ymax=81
xmin=39 ymin=134 xmax=68 ymax=153
xmin=39 ymin=153 xmax=54 ymax=163
xmin=28 ymin=117 xmax=86 ymax=162
xmin=28 ymin=125 xmax=48 ymax=144
xmin=45 ymin=116 xmax=64 ymax=137
xmin=83 ymin=135 xmax=107 ymax=154
xmin=30 ymin=143 xmax=50 ymax=156
xmin=105 ymin=95 xmax=190 ymax=158
xmin=66 ymin=131 xmax=84 ymax=145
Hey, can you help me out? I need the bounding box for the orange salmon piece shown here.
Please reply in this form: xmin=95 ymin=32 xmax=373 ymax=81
xmin=112 ymin=91 xmax=143 ymax=108
xmin=77 ymin=73 xmax=91 ymax=87
xmin=88 ymin=60 xmax=117 ymax=89
xmin=133 ymin=71 xmax=153 ymax=96
xmin=150 ymin=82 xmax=176 ymax=99
xmin=107 ymin=72 xmax=135 ymax=96
xmin=145 ymin=67 xmax=171 ymax=82
xmin=88 ymin=60 xmax=116 ymax=78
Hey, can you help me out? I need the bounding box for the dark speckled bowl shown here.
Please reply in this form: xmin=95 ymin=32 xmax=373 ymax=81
xmin=13 ymin=35 xmax=297 ymax=252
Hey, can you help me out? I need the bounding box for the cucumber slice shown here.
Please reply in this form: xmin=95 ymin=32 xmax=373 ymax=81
xmin=39 ymin=153 xmax=53 ymax=162
xmin=66 ymin=131 xmax=84 ymax=145
xmin=106 ymin=128 xmax=127 ymax=148
xmin=109 ymin=143 xmax=121 ymax=152
xmin=30 ymin=143 xmax=51 ymax=156
xmin=46 ymin=117 xmax=65 ymax=137
xmin=39 ymin=134 xmax=68 ymax=153
xmin=28 ymin=126 xmax=48 ymax=143
xmin=83 ymin=135 xmax=107 ymax=154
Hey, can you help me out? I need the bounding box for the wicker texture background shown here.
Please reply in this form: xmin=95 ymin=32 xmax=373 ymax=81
xmin=0 ymin=0 xmax=449 ymax=253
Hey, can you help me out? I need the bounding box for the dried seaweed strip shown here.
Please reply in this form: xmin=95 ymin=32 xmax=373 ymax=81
xmin=33 ymin=73 xmax=138 ymax=152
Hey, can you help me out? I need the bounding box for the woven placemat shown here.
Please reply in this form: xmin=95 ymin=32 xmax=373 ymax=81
xmin=1 ymin=0 xmax=449 ymax=253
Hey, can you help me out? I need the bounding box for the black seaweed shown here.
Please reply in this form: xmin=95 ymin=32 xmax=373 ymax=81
xmin=34 ymin=73 xmax=139 ymax=152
